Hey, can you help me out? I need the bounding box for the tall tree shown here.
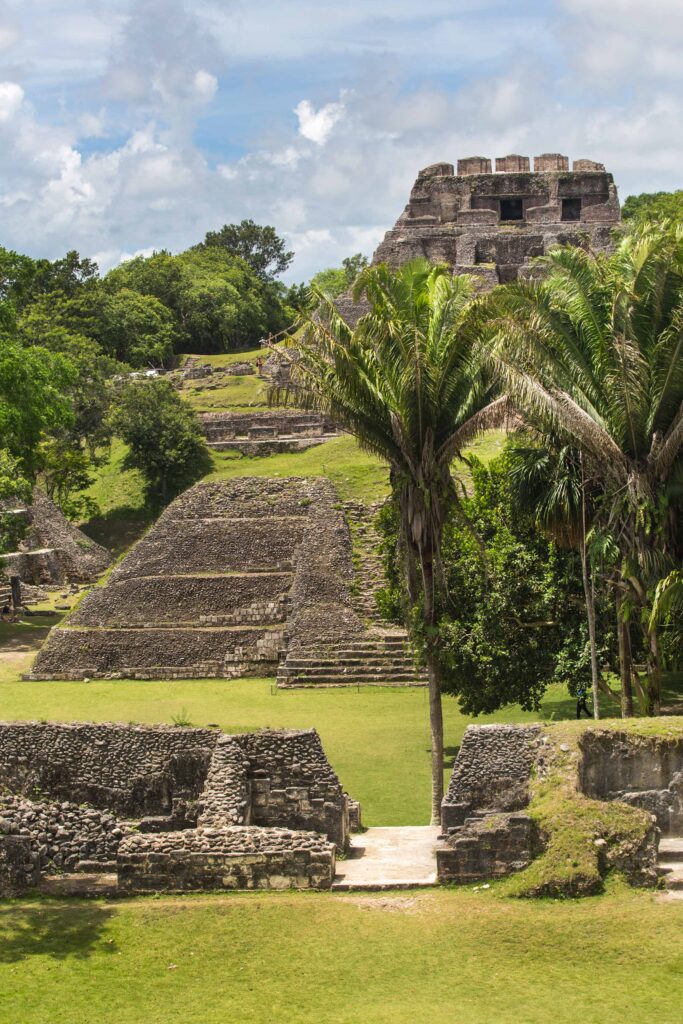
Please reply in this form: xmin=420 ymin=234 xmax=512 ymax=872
xmin=109 ymin=378 xmax=212 ymax=506
xmin=271 ymin=259 xmax=502 ymax=822
xmin=489 ymin=225 xmax=683 ymax=714
xmin=202 ymin=220 xmax=293 ymax=280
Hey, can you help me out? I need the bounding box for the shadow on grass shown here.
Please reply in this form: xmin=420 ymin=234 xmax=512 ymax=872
xmin=0 ymin=901 xmax=117 ymax=963
xmin=443 ymin=745 xmax=460 ymax=770
xmin=81 ymin=505 xmax=154 ymax=557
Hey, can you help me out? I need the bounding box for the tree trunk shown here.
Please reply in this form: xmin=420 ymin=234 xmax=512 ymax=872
xmin=646 ymin=624 xmax=662 ymax=716
xmin=579 ymin=455 xmax=600 ymax=719
xmin=616 ymin=592 xmax=634 ymax=718
xmin=420 ymin=544 xmax=444 ymax=826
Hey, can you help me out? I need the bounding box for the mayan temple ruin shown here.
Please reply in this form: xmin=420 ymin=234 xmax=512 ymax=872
xmin=336 ymin=152 xmax=620 ymax=322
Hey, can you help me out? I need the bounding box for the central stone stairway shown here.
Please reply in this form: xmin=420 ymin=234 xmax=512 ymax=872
xmin=277 ymin=633 xmax=427 ymax=687
xmin=332 ymin=827 xmax=442 ymax=890
xmin=658 ymin=836 xmax=683 ymax=895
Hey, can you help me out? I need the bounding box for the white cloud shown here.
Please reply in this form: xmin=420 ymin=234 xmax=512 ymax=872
xmin=0 ymin=0 xmax=681 ymax=286
xmin=192 ymin=69 xmax=217 ymax=101
xmin=295 ymin=98 xmax=345 ymax=145
xmin=0 ymin=81 xmax=23 ymax=121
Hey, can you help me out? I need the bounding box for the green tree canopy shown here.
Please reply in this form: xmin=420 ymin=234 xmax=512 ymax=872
xmin=0 ymin=334 xmax=75 ymax=477
xmin=109 ymin=378 xmax=211 ymax=505
xmin=488 ymin=223 xmax=683 ymax=713
xmin=202 ymin=219 xmax=293 ymax=280
xmin=310 ymin=253 xmax=369 ymax=298
xmin=622 ymin=190 xmax=683 ymax=226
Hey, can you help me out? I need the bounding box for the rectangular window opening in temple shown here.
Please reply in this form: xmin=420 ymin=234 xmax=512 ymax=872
xmin=562 ymin=198 xmax=582 ymax=221
xmin=500 ymin=198 xmax=524 ymax=222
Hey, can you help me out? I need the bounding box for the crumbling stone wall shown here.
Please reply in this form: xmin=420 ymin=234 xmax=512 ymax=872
xmin=1 ymin=489 xmax=111 ymax=585
xmin=70 ymin=574 xmax=290 ymax=628
xmin=437 ymin=812 xmax=538 ymax=884
xmin=0 ymin=722 xmax=217 ymax=818
xmin=0 ymin=722 xmax=352 ymax=894
xmin=441 ymin=725 xmax=541 ymax=828
xmin=117 ymin=826 xmax=335 ymax=892
xmin=0 ymin=795 xmax=126 ymax=873
xmin=579 ymin=730 xmax=683 ymax=834
xmin=199 ymin=411 xmax=339 ymax=455
xmin=233 ymin=729 xmax=349 ymax=849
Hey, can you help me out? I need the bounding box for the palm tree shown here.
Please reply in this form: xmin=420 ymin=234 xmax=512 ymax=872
xmin=488 ymin=224 xmax=683 ymax=714
xmin=270 ymin=259 xmax=504 ymax=823
xmin=506 ymin=440 xmax=604 ymax=718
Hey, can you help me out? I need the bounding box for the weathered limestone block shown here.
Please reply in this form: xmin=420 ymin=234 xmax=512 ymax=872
xmin=457 ymin=157 xmax=492 ymax=175
xmin=116 ymin=826 xmax=336 ymax=892
xmin=533 ymin=153 xmax=569 ymax=171
xmin=495 ymin=154 xmax=531 ymax=172
xmin=572 ymin=159 xmax=605 ymax=171
xmin=579 ymin=730 xmax=683 ymax=834
xmin=437 ymin=813 xmax=538 ymax=884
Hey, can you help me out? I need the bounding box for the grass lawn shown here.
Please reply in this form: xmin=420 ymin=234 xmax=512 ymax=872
xmin=182 ymin=373 xmax=268 ymax=412
xmin=1 ymin=884 xmax=682 ymax=1024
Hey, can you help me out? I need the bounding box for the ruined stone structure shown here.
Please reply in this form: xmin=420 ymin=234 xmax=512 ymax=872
xmin=1 ymin=489 xmax=111 ymax=586
xmin=437 ymin=725 xmax=676 ymax=887
xmin=441 ymin=724 xmax=541 ymax=830
xmin=0 ymin=722 xmax=351 ymax=895
xmin=29 ymin=477 xmax=424 ymax=687
xmin=199 ymin=410 xmax=340 ymax=456
xmin=579 ymin=730 xmax=683 ymax=835
xmin=336 ymin=153 xmax=620 ymax=325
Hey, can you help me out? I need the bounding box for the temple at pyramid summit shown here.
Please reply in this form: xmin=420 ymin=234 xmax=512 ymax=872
xmin=336 ymin=152 xmax=620 ymax=322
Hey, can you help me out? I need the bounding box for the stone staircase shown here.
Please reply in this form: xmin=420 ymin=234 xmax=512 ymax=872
xmin=343 ymin=501 xmax=390 ymax=627
xmin=277 ymin=633 xmax=427 ymax=688
xmin=658 ymin=836 xmax=683 ymax=893
xmin=276 ymin=500 xmax=428 ymax=689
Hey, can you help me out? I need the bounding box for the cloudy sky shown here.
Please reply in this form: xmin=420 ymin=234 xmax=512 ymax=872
xmin=0 ymin=0 xmax=681 ymax=281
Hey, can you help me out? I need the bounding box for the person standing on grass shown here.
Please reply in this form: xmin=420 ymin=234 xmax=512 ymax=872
xmin=576 ymin=682 xmax=592 ymax=720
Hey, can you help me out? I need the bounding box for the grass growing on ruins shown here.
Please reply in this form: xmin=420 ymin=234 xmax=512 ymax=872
xmin=182 ymin=373 xmax=268 ymax=412
xmin=2 ymin=884 xmax=682 ymax=1024
xmin=209 ymin=434 xmax=391 ymax=503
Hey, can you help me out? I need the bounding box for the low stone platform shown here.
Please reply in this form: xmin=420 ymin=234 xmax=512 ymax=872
xmin=331 ymin=827 xmax=441 ymax=890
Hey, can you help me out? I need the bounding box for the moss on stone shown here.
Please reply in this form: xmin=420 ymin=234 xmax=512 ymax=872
xmin=500 ymin=723 xmax=660 ymax=898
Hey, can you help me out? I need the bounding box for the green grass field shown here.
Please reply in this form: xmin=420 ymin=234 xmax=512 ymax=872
xmin=2 ymin=627 xmax=682 ymax=1024
xmin=2 ymin=883 xmax=682 ymax=1024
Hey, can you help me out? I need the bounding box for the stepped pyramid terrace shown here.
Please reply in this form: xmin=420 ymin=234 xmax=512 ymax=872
xmin=28 ymin=477 xmax=425 ymax=688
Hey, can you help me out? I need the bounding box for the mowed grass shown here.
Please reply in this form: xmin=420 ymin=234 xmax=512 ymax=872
xmin=1 ymin=885 xmax=682 ymax=1024
xmin=182 ymin=373 xmax=268 ymax=411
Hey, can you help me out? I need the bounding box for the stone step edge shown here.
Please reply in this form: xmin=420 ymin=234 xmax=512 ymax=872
xmin=277 ymin=679 xmax=428 ymax=690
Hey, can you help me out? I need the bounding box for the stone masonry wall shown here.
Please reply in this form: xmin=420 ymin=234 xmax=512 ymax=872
xmin=437 ymin=812 xmax=538 ymax=884
xmin=0 ymin=795 xmax=127 ymax=873
xmin=233 ymin=729 xmax=349 ymax=849
xmin=70 ymin=574 xmax=291 ymax=628
xmin=0 ymin=722 xmax=218 ymax=817
xmin=441 ymin=725 xmax=541 ymax=828
xmin=117 ymin=826 xmax=335 ymax=892
xmin=579 ymin=730 xmax=683 ymax=835
xmin=0 ymin=722 xmax=351 ymax=893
